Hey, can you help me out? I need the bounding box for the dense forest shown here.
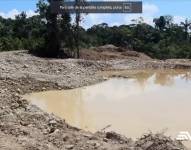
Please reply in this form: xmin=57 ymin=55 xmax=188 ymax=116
xmin=0 ymin=0 xmax=191 ymax=59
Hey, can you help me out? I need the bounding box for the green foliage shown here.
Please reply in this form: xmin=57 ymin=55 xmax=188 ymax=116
xmin=0 ymin=0 xmax=73 ymax=58
xmin=0 ymin=2 xmax=191 ymax=60
xmin=85 ymin=16 xmax=191 ymax=59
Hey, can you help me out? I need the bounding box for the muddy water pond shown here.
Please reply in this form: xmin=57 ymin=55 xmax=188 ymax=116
xmin=25 ymin=70 xmax=191 ymax=143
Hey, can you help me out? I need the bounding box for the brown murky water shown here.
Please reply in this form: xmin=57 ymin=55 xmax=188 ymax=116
xmin=25 ymin=70 xmax=191 ymax=146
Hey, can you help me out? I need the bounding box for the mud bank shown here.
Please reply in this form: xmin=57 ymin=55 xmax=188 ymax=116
xmin=0 ymin=51 xmax=190 ymax=150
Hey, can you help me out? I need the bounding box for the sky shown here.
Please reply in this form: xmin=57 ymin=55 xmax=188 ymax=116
xmin=0 ymin=0 xmax=190 ymax=28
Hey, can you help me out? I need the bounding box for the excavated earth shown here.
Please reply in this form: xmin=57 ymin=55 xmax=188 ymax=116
xmin=0 ymin=50 xmax=191 ymax=150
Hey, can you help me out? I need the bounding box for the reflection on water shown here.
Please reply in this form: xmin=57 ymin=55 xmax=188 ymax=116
xmin=25 ymin=70 xmax=191 ymax=144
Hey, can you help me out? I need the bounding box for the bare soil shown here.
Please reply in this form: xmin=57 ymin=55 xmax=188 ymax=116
xmin=80 ymin=45 xmax=151 ymax=61
xmin=0 ymin=49 xmax=191 ymax=150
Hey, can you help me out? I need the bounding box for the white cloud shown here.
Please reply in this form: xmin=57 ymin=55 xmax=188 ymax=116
xmin=82 ymin=3 xmax=160 ymax=28
xmin=143 ymin=3 xmax=159 ymax=15
xmin=81 ymin=14 xmax=109 ymax=28
xmin=173 ymin=16 xmax=186 ymax=24
xmin=123 ymin=14 xmax=153 ymax=25
xmin=124 ymin=3 xmax=159 ymax=25
xmin=26 ymin=10 xmax=37 ymax=18
xmin=0 ymin=9 xmax=37 ymax=19
xmin=110 ymin=22 xmax=120 ymax=26
xmin=0 ymin=9 xmax=19 ymax=19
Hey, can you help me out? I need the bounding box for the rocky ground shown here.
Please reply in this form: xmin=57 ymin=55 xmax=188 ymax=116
xmin=0 ymin=50 xmax=191 ymax=150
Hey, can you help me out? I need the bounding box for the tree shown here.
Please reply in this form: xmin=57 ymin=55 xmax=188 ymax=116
xmin=164 ymin=15 xmax=173 ymax=28
xmin=74 ymin=0 xmax=86 ymax=58
xmin=180 ymin=19 xmax=191 ymax=41
xmin=0 ymin=2 xmax=191 ymax=60
xmin=35 ymin=0 xmax=61 ymax=57
xmin=14 ymin=12 xmax=28 ymax=38
xmin=153 ymin=16 xmax=166 ymax=31
xmin=59 ymin=13 xmax=75 ymax=57
xmin=131 ymin=17 xmax=144 ymax=25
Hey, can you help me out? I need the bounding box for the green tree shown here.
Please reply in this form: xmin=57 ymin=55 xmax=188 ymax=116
xmin=153 ymin=16 xmax=166 ymax=31
xmin=180 ymin=19 xmax=191 ymax=41
xmin=34 ymin=0 xmax=60 ymax=57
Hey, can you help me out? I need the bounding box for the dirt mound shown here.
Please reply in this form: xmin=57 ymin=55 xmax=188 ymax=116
xmin=135 ymin=133 xmax=186 ymax=150
xmin=80 ymin=45 xmax=151 ymax=61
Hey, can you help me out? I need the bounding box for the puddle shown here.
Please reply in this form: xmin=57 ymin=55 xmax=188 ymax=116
xmin=24 ymin=69 xmax=191 ymax=147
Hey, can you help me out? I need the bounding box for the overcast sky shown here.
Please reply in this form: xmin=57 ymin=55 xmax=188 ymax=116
xmin=0 ymin=0 xmax=190 ymax=28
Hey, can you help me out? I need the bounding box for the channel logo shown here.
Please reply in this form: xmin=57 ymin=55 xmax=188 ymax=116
xmin=176 ymin=131 xmax=191 ymax=141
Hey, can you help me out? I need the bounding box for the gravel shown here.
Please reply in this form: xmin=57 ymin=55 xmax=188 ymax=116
xmin=0 ymin=51 xmax=189 ymax=150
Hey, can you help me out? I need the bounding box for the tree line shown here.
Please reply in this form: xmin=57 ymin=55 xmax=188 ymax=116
xmin=0 ymin=0 xmax=191 ymax=59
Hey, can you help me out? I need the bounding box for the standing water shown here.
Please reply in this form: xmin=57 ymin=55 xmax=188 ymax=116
xmin=25 ymin=70 xmax=191 ymax=146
